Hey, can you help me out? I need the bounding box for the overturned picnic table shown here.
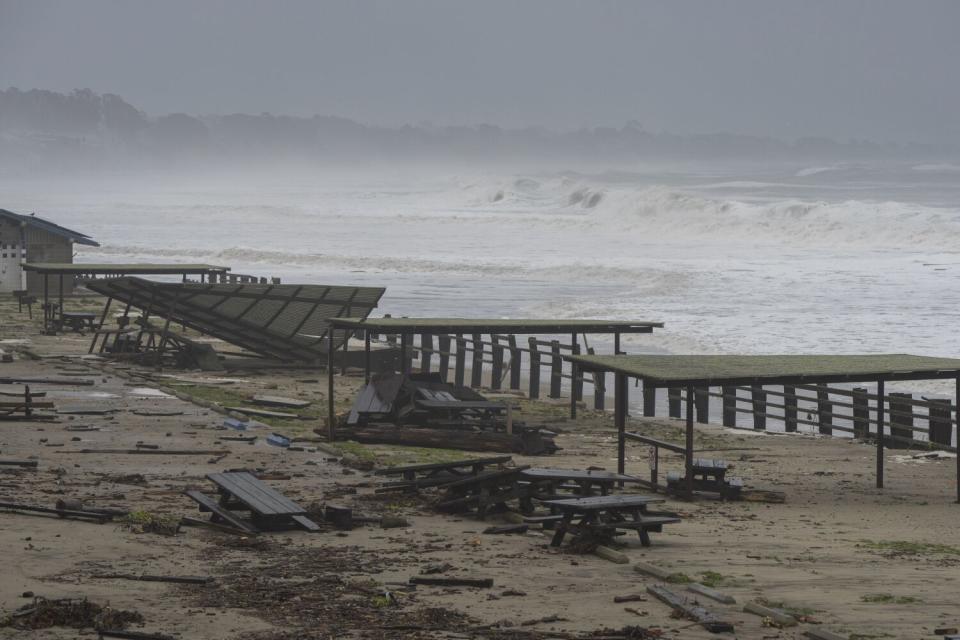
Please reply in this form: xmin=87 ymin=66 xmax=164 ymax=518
xmin=184 ymin=471 xmax=319 ymax=533
xmin=435 ymin=465 xmax=529 ymax=519
xmin=375 ymin=456 xmax=513 ymax=492
xmin=541 ymin=494 xmax=680 ymax=547
xmin=519 ymin=468 xmax=642 ymax=514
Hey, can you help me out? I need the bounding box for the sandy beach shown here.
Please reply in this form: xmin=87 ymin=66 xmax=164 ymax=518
xmin=0 ymin=294 xmax=957 ymax=640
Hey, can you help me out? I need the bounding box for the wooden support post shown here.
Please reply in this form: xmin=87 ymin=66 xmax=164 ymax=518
xmin=438 ymin=335 xmax=451 ymax=382
xmin=722 ymin=386 xmax=736 ymax=427
xmin=400 ymin=333 xmax=410 ymax=375
xmin=549 ymin=340 xmax=562 ymax=398
xmin=695 ymin=386 xmax=709 ymax=424
xmin=327 ymin=334 xmax=335 ymax=440
xmin=507 ymin=335 xmax=521 ymax=390
xmin=852 ymin=387 xmax=870 ymax=439
xmin=614 ymin=332 xmax=621 ymax=354
xmin=528 ymin=337 xmax=540 ymax=399
xmin=570 ymin=361 xmax=578 ymax=419
xmin=817 ymin=386 xmax=833 ymax=435
xmin=571 ymin=333 xmax=583 ymax=402
xmin=363 ymin=330 xmax=371 ymax=383
xmin=668 ymin=387 xmax=681 ymax=418
xmin=471 ymin=333 xmax=483 ymax=388
xmin=89 ymin=296 xmax=113 ymax=354
xmin=927 ymin=398 xmax=952 ymax=446
xmin=751 ymin=385 xmax=767 ymax=431
xmin=420 ymin=333 xmax=433 ymax=373
xmin=783 ymin=385 xmax=798 ymax=432
xmin=685 ymin=385 xmax=695 ymax=499
xmin=58 ymin=273 xmax=64 ymax=329
xmin=454 ymin=335 xmax=466 ymax=387
xmin=594 ymin=369 xmax=605 ymax=410
xmin=643 ymin=383 xmax=656 ymax=417
xmin=876 ymin=379 xmax=885 ymax=489
xmin=889 ymin=392 xmax=914 ymax=447
xmin=615 ymin=373 xmax=628 ymax=477
xmin=955 ymin=377 xmax=959 ymax=504
xmin=491 ymin=335 xmax=503 ymax=390
xmin=42 ymin=274 xmax=49 ymax=333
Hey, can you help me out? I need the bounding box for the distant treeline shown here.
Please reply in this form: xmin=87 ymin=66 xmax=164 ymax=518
xmin=0 ymin=87 xmax=955 ymax=171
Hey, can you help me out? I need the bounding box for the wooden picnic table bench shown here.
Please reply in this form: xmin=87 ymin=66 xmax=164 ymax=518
xmin=375 ymin=456 xmax=512 ymax=492
xmin=518 ymin=467 xmax=642 ymax=514
xmin=666 ymin=458 xmax=742 ymax=499
xmin=540 ymin=494 xmax=680 ymax=547
xmin=185 ymin=471 xmax=319 ymax=532
xmin=435 ymin=465 xmax=529 ymax=519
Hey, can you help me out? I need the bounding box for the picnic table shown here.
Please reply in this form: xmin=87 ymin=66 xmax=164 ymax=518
xmin=435 ymin=465 xmax=529 ymax=519
xmin=540 ymin=494 xmax=680 ymax=547
xmin=60 ymin=311 xmax=98 ymax=332
xmin=184 ymin=471 xmax=319 ymax=532
xmin=666 ymin=458 xmax=742 ymax=499
xmin=518 ymin=468 xmax=642 ymax=514
xmin=375 ymin=455 xmax=513 ymax=492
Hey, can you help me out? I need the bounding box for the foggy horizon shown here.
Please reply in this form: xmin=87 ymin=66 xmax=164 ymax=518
xmin=2 ymin=0 xmax=960 ymax=145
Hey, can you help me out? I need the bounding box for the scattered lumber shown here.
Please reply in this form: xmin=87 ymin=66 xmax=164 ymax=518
xmin=688 ymin=582 xmax=736 ymax=604
xmin=99 ymin=630 xmax=176 ymax=640
xmin=132 ymin=410 xmax=184 ymax=417
xmin=739 ymin=489 xmax=786 ymax=503
xmin=613 ymin=594 xmax=646 ymax=603
xmin=180 ymin=516 xmax=256 ymax=537
xmin=91 ymin=573 xmax=213 ymax=585
xmin=251 ymin=395 xmax=311 ymax=409
xmin=743 ymin=601 xmax=797 ymax=627
xmin=646 ymin=584 xmax=734 ymax=633
xmin=483 ymin=524 xmax=529 ymax=535
xmin=803 ymin=630 xmax=848 ymax=640
xmin=225 ymin=406 xmax=301 ymax=419
xmin=57 ymin=408 xmax=114 ymax=415
xmin=0 ymin=460 xmax=38 ymax=468
xmin=409 ymin=576 xmax=494 ymax=588
xmin=0 ymin=501 xmax=110 ymax=523
xmin=0 ymin=376 xmax=95 ymax=386
xmin=633 ymin=562 xmax=673 ymax=581
xmin=60 ymin=449 xmax=229 ymax=455
xmin=338 ymin=425 xmax=557 ymax=455
xmin=594 ymin=546 xmax=630 ymax=564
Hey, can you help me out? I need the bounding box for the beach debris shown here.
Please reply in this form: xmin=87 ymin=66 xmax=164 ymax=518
xmin=99 ymin=630 xmax=177 ymax=640
xmin=223 ymin=417 xmax=249 ymax=430
xmin=61 ymin=448 xmax=229 ymax=455
xmin=613 ymin=594 xmax=647 ymax=603
xmin=0 ymin=376 xmax=95 ymax=386
xmin=646 ymin=584 xmax=734 ymax=633
xmin=131 ymin=409 xmax=184 ymax=417
xmin=743 ymin=601 xmax=798 ymax=627
xmin=482 ymin=524 xmax=529 ymax=535
xmin=374 ymin=456 xmax=513 ymax=492
xmin=219 ymin=435 xmax=257 ymax=443
xmin=179 ymin=515 xmax=255 ymax=537
xmin=119 ymin=510 xmax=182 ymax=536
xmin=739 ymin=489 xmax=787 ymax=503
xmin=251 ymin=394 xmax=311 ymax=409
xmin=90 ymin=574 xmax=213 ymax=585
xmin=0 ymin=500 xmax=111 ymax=523
xmin=409 ymin=576 xmax=494 ymax=588
xmin=0 ymin=460 xmax=38 ymax=468
xmin=593 ymin=545 xmax=630 ymax=564
xmin=56 ymin=407 xmax=115 ymax=415
xmin=802 ymin=630 xmax=849 ymax=640
xmin=380 ymin=515 xmax=409 ymax=529
xmin=226 ymin=406 xmax=301 ymax=419
xmin=342 ymin=425 xmax=557 ymax=455
xmin=325 ymin=504 xmax=353 ymax=530
xmin=687 ymin=582 xmax=737 ymax=604
xmin=0 ymin=597 xmax=143 ymax=631
xmin=266 ymin=433 xmax=291 ymax=448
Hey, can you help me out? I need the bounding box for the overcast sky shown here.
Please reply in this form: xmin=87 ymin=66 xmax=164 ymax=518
xmin=1 ymin=0 xmax=959 ymax=143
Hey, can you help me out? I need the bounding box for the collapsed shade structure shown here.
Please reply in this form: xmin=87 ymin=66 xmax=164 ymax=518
xmin=566 ymin=353 xmax=960 ymax=501
xmin=85 ymin=277 xmax=385 ymax=361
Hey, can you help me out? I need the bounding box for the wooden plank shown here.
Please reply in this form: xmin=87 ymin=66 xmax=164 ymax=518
xmin=375 ymin=456 xmax=512 ymax=476
xmin=291 ymin=514 xmax=321 ymax=532
xmin=207 ymin=472 xmax=302 ymax=516
xmin=687 ymin=582 xmax=736 ymax=604
xmin=409 ymin=576 xmax=493 ymax=588
xmin=632 ymin=562 xmax=674 ymax=581
xmin=647 ymin=584 xmax=734 ymax=633
xmin=224 ymin=406 xmax=300 ymax=419
xmin=183 ymin=489 xmax=258 ymax=533
xmin=743 ymin=601 xmax=797 ymax=627
xmin=251 ymin=395 xmax=312 ymax=409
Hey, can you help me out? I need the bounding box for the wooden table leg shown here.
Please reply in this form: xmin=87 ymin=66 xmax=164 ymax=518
xmin=551 ymin=512 xmax=574 ymax=546
xmin=631 ymin=508 xmax=651 ymax=547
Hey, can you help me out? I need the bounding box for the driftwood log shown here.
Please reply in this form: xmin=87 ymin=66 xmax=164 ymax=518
xmin=336 ymin=426 xmax=557 ymax=455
